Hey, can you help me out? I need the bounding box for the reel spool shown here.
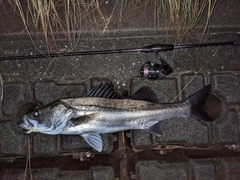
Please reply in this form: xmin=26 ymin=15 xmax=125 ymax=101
xmin=139 ymin=53 xmax=173 ymax=79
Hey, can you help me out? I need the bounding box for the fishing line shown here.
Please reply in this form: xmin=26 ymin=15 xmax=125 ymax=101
xmin=171 ymin=46 xmax=220 ymax=103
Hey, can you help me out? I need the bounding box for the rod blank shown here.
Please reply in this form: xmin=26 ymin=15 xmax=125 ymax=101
xmin=0 ymin=41 xmax=238 ymax=61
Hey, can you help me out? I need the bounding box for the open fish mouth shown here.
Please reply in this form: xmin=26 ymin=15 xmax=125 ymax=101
xmin=19 ymin=115 xmax=38 ymax=133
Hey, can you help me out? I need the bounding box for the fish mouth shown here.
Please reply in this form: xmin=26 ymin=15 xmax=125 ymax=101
xmin=19 ymin=115 xmax=37 ymax=132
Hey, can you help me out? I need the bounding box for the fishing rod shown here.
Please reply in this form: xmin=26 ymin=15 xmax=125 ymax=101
xmin=0 ymin=41 xmax=238 ymax=61
xmin=0 ymin=40 xmax=239 ymax=79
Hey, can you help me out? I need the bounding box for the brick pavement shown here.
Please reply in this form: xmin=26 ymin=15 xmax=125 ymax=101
xmin=0 ymin=0 xmax=240 ymax=179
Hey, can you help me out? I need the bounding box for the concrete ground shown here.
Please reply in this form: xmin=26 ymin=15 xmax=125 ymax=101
xmin=0 ymin=0 xmax=240 ymax=179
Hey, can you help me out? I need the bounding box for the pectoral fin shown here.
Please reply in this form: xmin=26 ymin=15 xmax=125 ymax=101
xmin=145 ymin=121 xmax=163 ymax=137
xmin=81 ymin=133 xmax=103 ymax=152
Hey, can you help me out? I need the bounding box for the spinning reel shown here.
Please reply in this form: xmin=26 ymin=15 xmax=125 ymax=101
xmin=139 ymin=53 xmax=173 ymax=79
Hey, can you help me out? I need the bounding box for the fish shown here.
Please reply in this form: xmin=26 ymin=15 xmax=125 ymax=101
xmin=19 ymin=82 xmax=214 ymax=152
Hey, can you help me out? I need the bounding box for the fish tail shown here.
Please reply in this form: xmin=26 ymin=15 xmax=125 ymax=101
xmin=187 ymin=85 xmax=214 ymax=122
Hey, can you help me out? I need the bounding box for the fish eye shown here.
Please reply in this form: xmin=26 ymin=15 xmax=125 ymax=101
xmin=33 ymin=110 xmax=40 ymax=117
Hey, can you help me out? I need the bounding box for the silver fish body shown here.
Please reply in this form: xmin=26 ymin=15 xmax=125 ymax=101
xmin=19 ymin=83 xmax=213 ymax=152
xmin=60 ymin=98 xmax=190 ymax=134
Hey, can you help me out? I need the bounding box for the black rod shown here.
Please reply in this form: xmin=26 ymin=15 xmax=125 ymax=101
xmin=174 ymin=41 xmax=237 ymax=49
xmin=0 ymin=48 xmax=143 ymax=61
xmin=0 ymin=41 xmax=238 ymax=61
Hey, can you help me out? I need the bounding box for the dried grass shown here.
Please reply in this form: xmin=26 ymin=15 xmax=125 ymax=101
xmin=24 ymin=137 xmax=33 ymax=180
xmin=161 ymin=0 xmax=218 ymax=40
xmin=7 ymin=0 xmax=218 ymax=50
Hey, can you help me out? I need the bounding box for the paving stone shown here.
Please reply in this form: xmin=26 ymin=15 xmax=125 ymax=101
xmin=180 ymin=74 xmax=204 ymax=99
xmin=0 ymin=121 xmax=27 ymax=156
xmin=61 ymin=135 xmax=89 ymax=150
xmin=1 ymin=169 xmax=25 ymax=180
xmin=136 ymin=161 xmax=188 ymax=180
xmin=211 ymin=73 xmax=240 ymax=103
xmin=211 ymin=107 xmax=239 ymax=145
xmin=189 ymin=159 xmax=216 ymax=180
xmin=131 ymin=130 xmax=152 ymax=149
xmin=33 ymin=168 xmax=114 ymax=180
xmin=155 ymin=118 xmax=209 ymax=146
xmin=209 ymin=0 xmax=240 ymax=29
xmin=3 ymin=82 xmax=31 ymax=116
xmin=91 ymin=166 xmax=115 ymax=180
xmin=32 ymin=134 xmax=59 ymax=157
xmin=1 ymin=167 xmax=115 ymax=180
xmin=34 ymin=82 xmax=87 ymax=104
xmin=216 ymin=157 xmax=240 ymax=180
xmin=58 ymin=170 xmax=91 ymax=180
xmin=33 ymin=168 xmax=59 ymax=180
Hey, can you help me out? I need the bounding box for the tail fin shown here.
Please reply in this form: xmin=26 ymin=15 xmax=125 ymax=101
xmin=187 ymin=85 xmax=214 ymax=122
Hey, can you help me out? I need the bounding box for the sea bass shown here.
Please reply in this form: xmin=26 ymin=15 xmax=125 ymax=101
xmin=19 ymin=82 xmax=214 ymax=152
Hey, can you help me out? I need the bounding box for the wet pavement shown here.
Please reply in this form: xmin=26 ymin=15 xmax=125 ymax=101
xmin=0 ymin=0 xmax=240 ymax=179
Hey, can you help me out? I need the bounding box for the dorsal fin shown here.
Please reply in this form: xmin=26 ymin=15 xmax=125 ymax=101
xmin=129 ymin=86 xmax=158 ymax=103
xmin=85 ymin=82 xmax=122 ymax=99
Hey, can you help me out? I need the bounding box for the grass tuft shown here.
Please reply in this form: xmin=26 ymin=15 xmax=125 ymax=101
xmin=7 ymin=0 xmax=218 ymax=50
